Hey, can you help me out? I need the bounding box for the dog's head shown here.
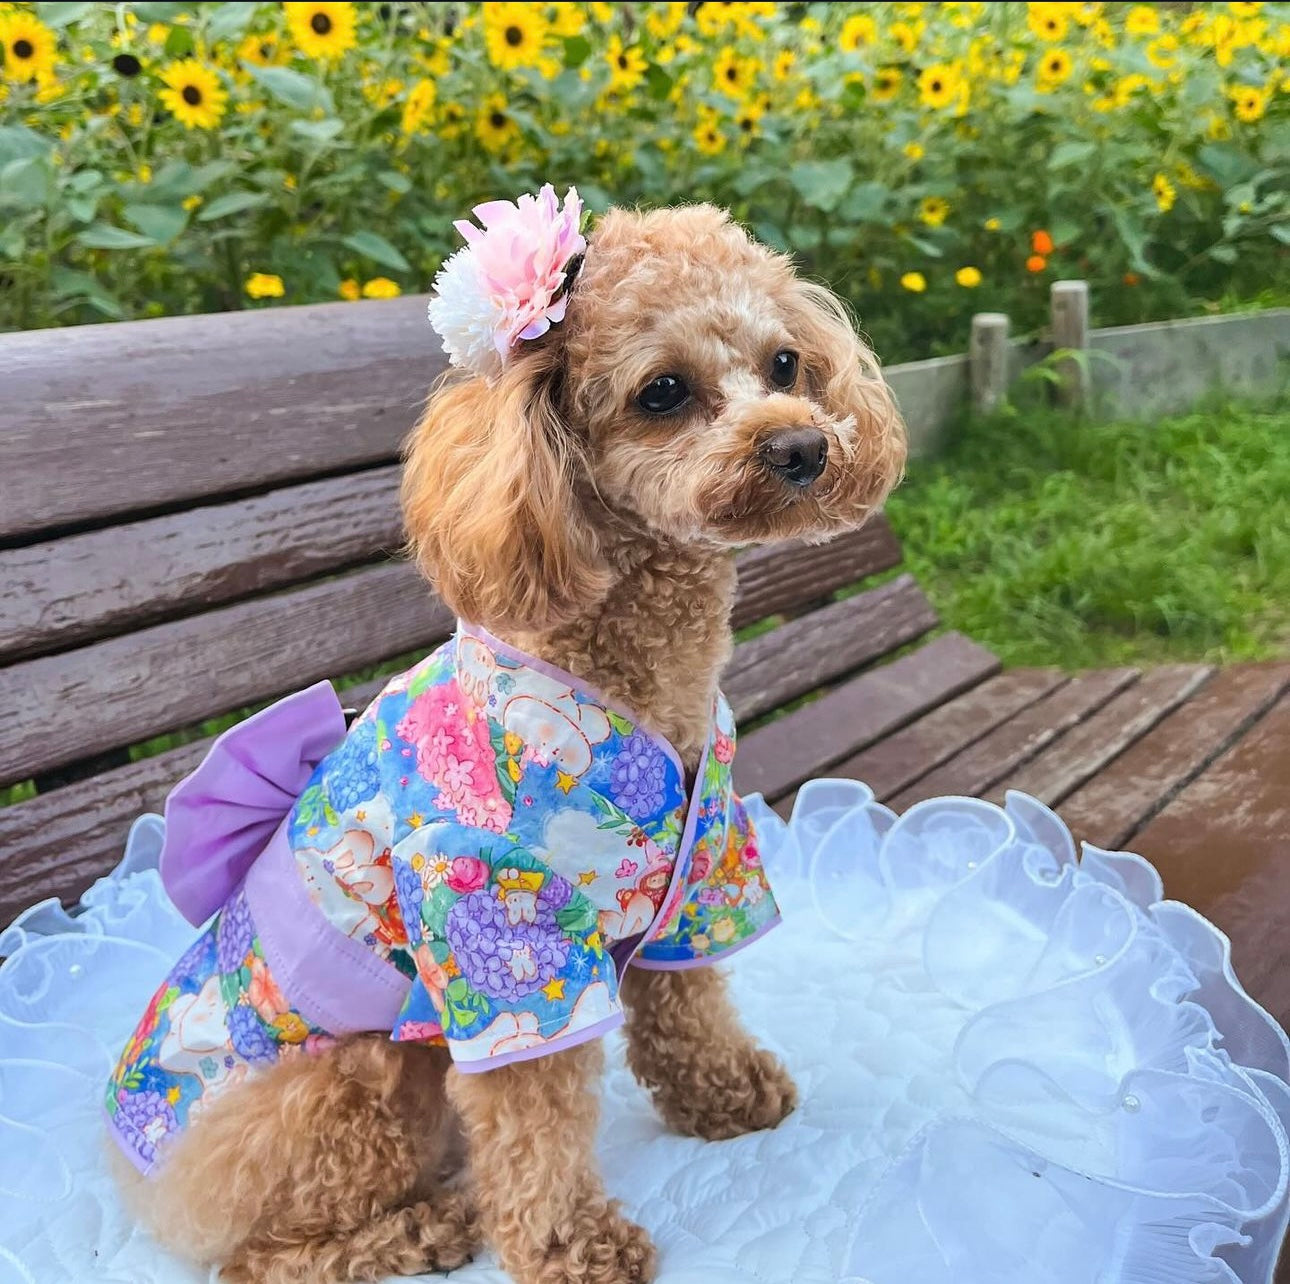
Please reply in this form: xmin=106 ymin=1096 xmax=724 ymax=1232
xmin=403 ymin=204 xmax=906 ymax=633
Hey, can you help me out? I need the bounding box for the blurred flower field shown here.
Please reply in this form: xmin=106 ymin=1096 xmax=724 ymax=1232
xmin=0 ymin=1 xmax=1286 ymax=361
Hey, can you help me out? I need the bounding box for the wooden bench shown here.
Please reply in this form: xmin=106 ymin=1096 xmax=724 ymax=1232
xmin=3 ymin=298 xmax=1288 ymax=1055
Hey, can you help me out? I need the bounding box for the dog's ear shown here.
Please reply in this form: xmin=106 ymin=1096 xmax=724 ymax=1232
xmin=401 ymin=347 xmax=608 ymax=634
xmin=786 ymin=280 xmax=906 ymax=476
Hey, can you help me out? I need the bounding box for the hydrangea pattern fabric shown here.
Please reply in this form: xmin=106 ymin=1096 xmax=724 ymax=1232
xmin=104 ymin=625 xmax=778 ymax=1173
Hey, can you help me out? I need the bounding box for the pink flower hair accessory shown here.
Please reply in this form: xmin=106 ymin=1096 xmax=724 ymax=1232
xmin=427 ymin=184 xmax=586 ymax=380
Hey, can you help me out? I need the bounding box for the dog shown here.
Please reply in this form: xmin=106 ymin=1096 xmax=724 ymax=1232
xmin=111 ymin=199 xmax=905 ymax=1284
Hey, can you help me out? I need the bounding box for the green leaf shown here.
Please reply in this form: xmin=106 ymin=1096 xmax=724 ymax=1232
xmin=68 ymin=168 xmax=104 ymax=193
xmin=1197 ymin=143 xmax=1259 ymax=189
xmin=555 ymin=899 xmax=599 ymax=935
xmin=1208 ymin=244 xmax=1238 ymax=264
xmin=0 ymin=157 xmax=51 ymax=211
xmin=66 ymin=194 xmax=99 ymax=223
xmin=51 ymin=266 xmax=124 ymax=320
xmin=342 ymin=229 xmax=410 ymax=271
xmin=207 ymin=1 xmax=257 ymax=42
xmin=839 ymin=180 xmax=886 ymax=222
xmin=645 ymin=64 xmax=672 ymax=101
xmin=77 ymin=223 xmax=158 ymax=249
xmin=1270 ymin=224 xmax=1290 ymax=247
xmin=124 ymin=202 xmax=188 ymax=244
xmin=377 ymin=170 xmax=412 ymax=194
xmin=1050 ymin=216 xmax=1082 ymax=248
xmin=606 ymin=711 xmax=635 ymax=737
xmin=290 ymin=117 xmax=345 ymax=143
xmin=753 ymin=221 xmax=790 ymax=251
xmin=0 ymin=124 xmax=53 ymax=164
xmin=244 ymin=63 xmax=335 ymax=114
xmin=789 ymin=158 xmax=853 ymax=212
xmin=132 ymin=2 xmax=186 ymax=21
xmin=563 ymin=35 xmax=590 ymax=67
xmin=35 ymin=2 xmax=95 ymax=27
xmin=164 ymin=25 xmax=195 ymax=58
xmin=1048 ymin=140 xmax=1097 ymax=170
xmin=197 ymin=190 xmax=271 ymax=220
xmin=187 ymin=160 xmax=238 ymax=192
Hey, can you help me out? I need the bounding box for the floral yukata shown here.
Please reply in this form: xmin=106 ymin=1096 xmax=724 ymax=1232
xmin=107 ymin=625 xmax=779 ymax=1174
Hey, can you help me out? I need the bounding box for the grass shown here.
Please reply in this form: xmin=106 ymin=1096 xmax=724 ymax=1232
xmin=883 ymin=396 xmax=1290 ymax=670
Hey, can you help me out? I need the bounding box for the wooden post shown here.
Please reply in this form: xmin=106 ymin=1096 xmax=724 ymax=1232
xmin=969 ymin=312 xmax=1010 ymax=415
xmin=1051 ymin=279 xmax=1090 ymax=409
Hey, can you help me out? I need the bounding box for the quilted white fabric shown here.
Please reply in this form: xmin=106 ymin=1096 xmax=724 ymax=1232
xmin=2 ymin=781 xmax=1287 ymax=1284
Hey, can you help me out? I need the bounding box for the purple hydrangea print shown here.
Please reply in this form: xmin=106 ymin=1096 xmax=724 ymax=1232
xmin=444 ymin=885 xmax=571 ymax=1002
xmin=228 ymin=1004 xmax=277 ymax=1063
xmin=215 ymin=890 xmax=255 ymax=974
xmin=114 ymin=1089 xmax=178 ymax=1167
xmin=394 ymin=859 xmax=425 ymax=947
xmin=324 ymin=722 xmax=382 ymax=813
xmin=610 ymin=732 xmax=668 ymax=822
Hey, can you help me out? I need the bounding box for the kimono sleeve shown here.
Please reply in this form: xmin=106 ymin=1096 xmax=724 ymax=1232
xmin=387 ymin=822 xmax=624 ymax=1071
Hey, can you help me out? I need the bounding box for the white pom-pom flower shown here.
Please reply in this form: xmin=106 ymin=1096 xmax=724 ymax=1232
xmin=427 ymin=184 xmax=586 ymax=380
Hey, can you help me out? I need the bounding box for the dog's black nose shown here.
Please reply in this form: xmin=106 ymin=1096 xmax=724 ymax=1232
xmin=761 ymin=427 xmax=828 ymax=487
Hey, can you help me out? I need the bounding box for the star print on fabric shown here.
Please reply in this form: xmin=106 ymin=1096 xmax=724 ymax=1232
xmin=556 ymin=771 xmax=576 ymax=794
xmin=541 ymin=977 xmax=566 ymax=1001
xmin=408 ymin=811 xmax=424 ymax=827
xmin=577 ymin=869 xmax=597 ymax=886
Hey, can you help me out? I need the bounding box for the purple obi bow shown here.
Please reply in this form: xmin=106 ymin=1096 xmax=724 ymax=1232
xmin=160 ymin=681 xmax=348 ymax=926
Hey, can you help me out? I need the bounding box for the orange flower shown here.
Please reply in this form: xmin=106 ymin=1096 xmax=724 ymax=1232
xmin=1026 ymin=254 xmax=1048 ymax=273
xmin=1031 ymin=229 xmax=1054 ymax=254
xmin=1123 ymin=271 xmax=1140 ymax=286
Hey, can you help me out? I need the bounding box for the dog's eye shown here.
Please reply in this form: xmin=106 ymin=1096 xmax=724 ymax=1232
xmin=770 ymin=350 xmax=799 ymax=388
xmin=636 ymin=374 xmax=691 ymax=415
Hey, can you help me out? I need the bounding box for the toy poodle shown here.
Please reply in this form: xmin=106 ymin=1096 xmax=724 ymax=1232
xmin=108 ymin=193 xmax=906 ymax=1284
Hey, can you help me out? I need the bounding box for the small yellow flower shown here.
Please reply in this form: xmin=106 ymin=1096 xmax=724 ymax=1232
xmin=1125 ymin=5 xmax=1160 ymax=36
xmin=918 ymin=62 xmax=961 ymax=110
xmin=644 ymin=3 xmax=685 ymax=41
xmin=871 ymin=66 xmax=902 ymax=102
xmin=693 ymin=117 xmax=725 ymax=155
xmin=985 ymin=217 xmax=1001 ymax=231
xmin=0 ymin=10 xmax=57 ymax=83
xmin=735 ymin=98 xmax=765 ymax=141
xmin=236 ymin=31 xmax=283 ymax=67
xmin=338 ymin=278 xmax=360 ymax=301
xmin=182 ymin=194 xmax=202 ymax=211
xmin=245 ymin=273 xmax=285 ymax=299
xmin=147 ymin=23 xmax=168 ymax=44
xmin=889 ymin=20 xmax=923 ymax=55
xmin=158 ymin=59 xmax=227 ymax=130
xmin=362 ymin=277 xmax=401 ymax=299
xmin=839 ymin=13 xmax=878 ymax=53
xmin=713 ymin=46 xmax=758 ymax=98
xmin=1228 ymin=1 xmax=1261 ymax=15
xmin=919 ymin=195 xmax=950 ymax=227
xmin=482 ymin=1 xmax=548 ymax=70
xmin=1152 ymin=172 xmax=1176 ymax=212
xmin=1146 ymin=34 xmax=1179 ymax=69
xmin=282 ymin=173 xmax=297 ymax=192
xmin=605 ymin=33 xmax=647 ymax=91
xmin=1231 ymin=85 xmax=1267 ymax=121
xmin=901 ymin=271 xmax=927 ymax=293
xmin=1027 ymin=3 xmax=1069 ymax=42
xmin=903 ymin=141 xmax=925 ymax=161
xmin=955 ymin=266 xmax=982 ymax=288
xmin=772 ymin=49 xmax=795 ymax=82
xmin=401 ymin=77 xmax=436 ymax=134
xmin=1037 ymin=48 xmax=1073 ymax=87
xmin=475 ymin=94 xmax=519 ymax=152
xmin=136 ymin=163 xmax=152 ymax=184
xmin=284 ymin=2 xmax=357 ymax=60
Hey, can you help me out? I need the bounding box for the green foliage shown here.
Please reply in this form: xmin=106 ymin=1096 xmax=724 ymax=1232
xmin=0 ymin=1 xmax=1286 ymax=356
xmin=885 ymin=398 xmax=1290 ymax=668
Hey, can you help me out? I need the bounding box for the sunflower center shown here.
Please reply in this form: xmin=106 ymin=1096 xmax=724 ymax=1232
xmin=182 ymin=85 xmax=202 ymax=105
xmin=504 ymin=24 xmax=523 ymax=46
xmin=113 ymin=53 xmax=141 ymax=77
xmin=617 ymin=53 xmax=628 ymax=69
xmin=13 ymin=38 xmax=34 ymax=59
xmin=725 ymin=66 xmax=736 ymax=81
xmin=310 ymin=11 xmax=333 ymax=34
xmin=931 ymin=78 xmax=943 ymax=92
xmin=260 ymin=42 xmax=273 ymax=58
xmin=490 ymin=110 xmax=506 ymax=128
xmin=740 ymin=117 xmax=753 ymax=131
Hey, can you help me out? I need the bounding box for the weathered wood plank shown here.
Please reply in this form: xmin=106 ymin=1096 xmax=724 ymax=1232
xmin=1061 ymin=663 xmax=1290 ymax=852
xmin=0 ymin=295 xmax=441 ymax=541
xmin=835 ymin=668 xmax=1069 ymax=802
xmin=735 ymin=632 xmax=999 ymax=802
xmin=0 ymin=563 xmax=454 ymax=786
xmin=723 ymin=574 xmax=939 ymax=724
xmin=984 ymin=664 xmax=1213 ymax=808
xmin=886 ymin=667 xmax=1140 ymax=812
xmin=0 ymin=467 xmax=405 ymax=663
xmin=730 ymin=518 xmax=902 ymax=631
xmin=1129 ymin=695 xmax=1290 ymax=1029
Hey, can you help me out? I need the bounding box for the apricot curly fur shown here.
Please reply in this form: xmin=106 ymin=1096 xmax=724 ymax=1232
xmin=123 ymin=205 xmax=905 ymax=1284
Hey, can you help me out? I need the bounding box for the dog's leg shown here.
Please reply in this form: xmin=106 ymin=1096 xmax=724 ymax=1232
xmin=133 ymin=1037 xmax=479 ymax=1284
xmin=447 ymin=1040 xmax=656 ymax=1284
xmin=620 ymin=966 xmax=796 ymax=1140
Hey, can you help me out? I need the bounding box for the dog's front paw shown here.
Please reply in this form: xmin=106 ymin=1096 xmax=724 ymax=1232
xmin=534 ymin=1201 xmax=656 ymax=1284
xmin=657 ymin=1045 xmax=798 ymax=1141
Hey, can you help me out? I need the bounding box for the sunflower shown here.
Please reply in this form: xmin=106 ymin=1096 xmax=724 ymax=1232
xmin=1231 ymin=85 xmax=1267 ymax=121
xmin=839 ymin=13 xmax=878 ymax=53
xmin=917 ymin=62 xmax=960 ymax=109
xmin=475 ymin=94 xmax=519 ymax=152
xmin=362 ymin=278 xmax=401 ymax=299
xmin=439 ymin=100 xmax=467 ymax=139
xmin=401 ymin=78 xmax=436 ymax=135
xmin=1037 ymin=48 xmax=1073 ymax=87
xmin=889 ymin=20 xmax=922 ymax=54
xmin=245 ymin=273 xmax=285 ymax=299
xmin=284 ymin=2 xmax=357 ymax=61
xmin=1124 ymin=5 xmax=1159 ymax=37
xmin=605 ymin=34 xmax=647 ymax=92
xmin=919 ymin=196 xmax=950 ymax=227
xmin=1027 ymin=4 xmax=1069 ymax=43
xmin=713 ymin=46 xmax=758 ymax=97
xmin=871 ymin=66 xmax=902 ymax=102
xmin=236 ymin=31 xmax=286 ymax=67
xmin=159 ymin=59 xmax=227 ymax=130
xmin=1228 ymin=1 xmax=1262 ymax=14
xmin=772 ymin=49 xmax=796 ymax=82
xmin=0 ymin=10 xmax=56 ymax=83
xmin=734 ymin=98 xmax=765 ymax=141
xmin=483 ymin=2 xmax=547 ymax=71
xmin=645 ymin=3 xmax=686 ymax=41
xmin=900 ymin=272 xmax=926 ymax=293
xmin=903 ymin=140 xmax=924 ymax=160
xmin=955 ymin=266 xmax=982 ymax=288
xmin=1145 ymin=34 xmax=1179 ymax=68
xmin=693 ymin=117 xmax=726 ymax=155
xmin=1152 ymin=172 xmax=1176 ymax=212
